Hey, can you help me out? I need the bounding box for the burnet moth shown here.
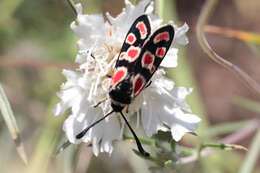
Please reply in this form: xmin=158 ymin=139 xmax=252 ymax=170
xmin=76 ymin=15 xmax=174 ymax=157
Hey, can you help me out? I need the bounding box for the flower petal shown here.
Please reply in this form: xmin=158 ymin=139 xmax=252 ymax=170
xmin=63 ymin=106 xmax=121 ymax=155
xmin=164 ymin=107 xmax=201 ymax=141
xmin=161 ymin=48 xmax=178 ymax=68
xmin=141 ymin=85 xmax=200 ymax=142
xmin=173 ymin=23 xmax=189 ymax=46
xmin=75 ymin=3 xmax=83 ymax=14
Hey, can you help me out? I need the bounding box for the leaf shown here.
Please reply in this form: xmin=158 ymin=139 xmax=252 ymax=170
xmin=181 ymin=147 xmax=195 ymax=157
xmin=163 ymin=160 xmax=172 ymax=166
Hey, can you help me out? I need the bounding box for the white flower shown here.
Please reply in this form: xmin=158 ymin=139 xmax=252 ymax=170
xmin=53 ymin=0 xmax=201 ymax=156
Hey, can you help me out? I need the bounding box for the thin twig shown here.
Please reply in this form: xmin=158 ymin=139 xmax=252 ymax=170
xmin=179 ymin=120 xmax=260 ymax=165
xmin=196 ymin=0 xmax=260 ymax=96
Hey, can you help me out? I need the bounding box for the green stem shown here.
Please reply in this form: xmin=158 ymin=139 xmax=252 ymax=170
xmin=123 ymin=135 xmax=157 ymax=147
xmin=66 ymin=0 xmax=77 ymax=17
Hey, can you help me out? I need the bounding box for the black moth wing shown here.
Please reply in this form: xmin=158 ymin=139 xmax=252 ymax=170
xmin=109 ymin=15 xmax=151 ymax=105
xmin=115 ymin=14 xmax=151 ymax=69
xmin=131 ymin=24 xmax=175 ymax=98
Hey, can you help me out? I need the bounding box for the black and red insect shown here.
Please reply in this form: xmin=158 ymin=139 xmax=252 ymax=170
xmin=76 ymin=15 xmax=175 ymax=157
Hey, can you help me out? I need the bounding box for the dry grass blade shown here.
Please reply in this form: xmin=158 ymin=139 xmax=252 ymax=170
xmin=0 ymin=84 xmax=28 ymax=164
xmin=204 ymin=25 xmax=260 ymax=44
xmin=197 ymin=0 xmax=260 ymax=96
xmin=230 ymin=144 xmax=248 ymax=151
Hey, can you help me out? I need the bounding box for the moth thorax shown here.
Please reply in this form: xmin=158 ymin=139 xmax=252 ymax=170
xmin=109 ymin=76 xmax=133 ymax=104
xmin=111 ymin=101 xmax=125 ymax=112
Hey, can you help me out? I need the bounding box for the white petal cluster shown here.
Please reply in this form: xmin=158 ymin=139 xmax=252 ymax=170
xmin=53 ymin=0 xmax=200 ymax=156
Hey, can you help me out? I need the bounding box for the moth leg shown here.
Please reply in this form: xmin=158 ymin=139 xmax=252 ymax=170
xmin=125 ymin=105 xmax=129 ymax=113
xmin=93 ymin=98 xmax=107 ymax=108
xmin=79 ymin=50 xmax=96 ymax=60
xmin=145 ymin=81 xmax=152 ymax=88
xmin=90 ymin=53 xmax=96 ymax=60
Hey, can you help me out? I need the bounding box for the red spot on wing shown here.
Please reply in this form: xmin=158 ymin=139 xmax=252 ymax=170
xmin=112 ymin=70 xmax=124 ymax=84
xmin=119 ymin=52 xmax=126 ymax=60
xmin=128 ymin=49 xmax=138 ymax=58
xmin=112 ymin=67 xmax=127 ymax=85
xmin=156 ymin=47 xmax=166 ymax=58
xmin=136 ymin=22 xmax=147 ymax=39
xmin=133 ymin=75 xmax=144 ymax=95
xmin=151 ymin=65 xmax=156 ymax=73
xmin=154 ymin=32 xmax=170 ymax=44
xmin=126 ymin=33 xmax=136 ymax=45
xmin=126 ymin=46 xmax=141 ymax=62
xmin=141 ymin=51 xmax=154 ymax=72
xmin=143 ymin=52 xmax=154 ymax=65
xmin=127 ymin=35 xmax=134 ymax=43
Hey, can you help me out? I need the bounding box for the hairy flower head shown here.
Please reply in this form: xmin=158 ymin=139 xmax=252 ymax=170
xmin=53 ymin=0 xmax=200 ymax=156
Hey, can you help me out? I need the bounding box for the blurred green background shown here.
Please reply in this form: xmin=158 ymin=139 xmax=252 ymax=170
xmin=0 ymin=0 xmax=259 ymax=172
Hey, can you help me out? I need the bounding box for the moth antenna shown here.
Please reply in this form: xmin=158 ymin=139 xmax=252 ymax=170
xmin=119 ymin=111 xmax=150 ymax=157
xmin=76 ymin=110 xmax=114 ymax=139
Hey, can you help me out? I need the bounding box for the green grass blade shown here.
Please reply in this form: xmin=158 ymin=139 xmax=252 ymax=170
xmin=239 ymin=130 xmax=260 ymax=173
xmin=26 ymin=97 xmax=65 ymax=173
xmin=233 ymin=96 xmax=260 ymax=113
xmin=0 ymin=84 xmax=28 ymax=164
xmin=200 ymin=119 xmax=254 ymax=138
